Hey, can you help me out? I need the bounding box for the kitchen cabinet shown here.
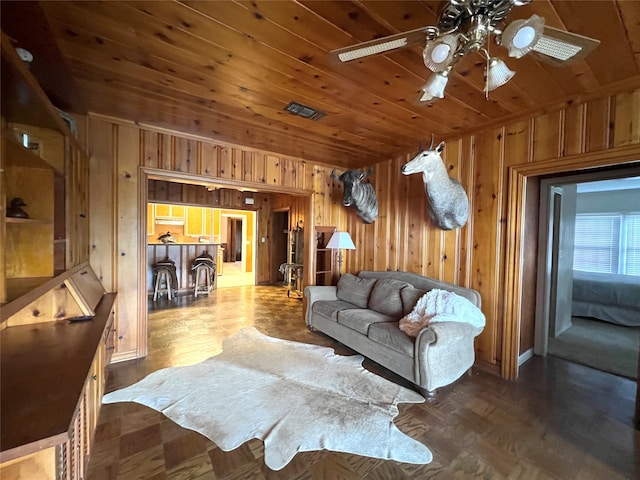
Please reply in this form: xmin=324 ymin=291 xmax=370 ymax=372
xmin=185 ymin=206 xmax=204 ymax=236
xmin=147 ymin=203 xmax=154 ymax=235
xmin=153 ymin=204 xmax=185 ymax=219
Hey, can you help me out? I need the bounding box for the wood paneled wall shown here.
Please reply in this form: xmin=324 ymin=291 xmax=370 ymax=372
xmin=87 ymin=87 xmax=639 ymax=370
xmin=344 ymin=86 xmax=640 ymax=373
xmin=88 ymin=117 xmax=347 ymax=360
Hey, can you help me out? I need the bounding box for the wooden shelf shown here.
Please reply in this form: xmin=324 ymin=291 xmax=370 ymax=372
xmin=5 ymin=217 xmax=51 ymax=224
xmin=3 ymin=276 xmax=55 ymax=309
xmin=313 ymin=226 xmax=337 ymax=286
xmin=2 ymin=131 xmax=60 ymax=172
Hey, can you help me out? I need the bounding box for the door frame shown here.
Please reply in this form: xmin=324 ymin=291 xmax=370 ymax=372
xmin=502 ymin=144 xmax=640 ymax=380
xmin=271 ymin=208 xmax=290 ymax=284
xmin=137 ymin=167 xmax=313 ymax=358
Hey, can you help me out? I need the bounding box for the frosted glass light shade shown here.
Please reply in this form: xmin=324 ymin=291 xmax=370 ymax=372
xmin=485 ymin=58 xmax=515 ymax=91
xmin=501 ymin=14 xmax=545 ymax=58
xmin=513 ymin=26 xmax=535 ymax=48
xmin=423 ymin=34 xmax=458 ymax=72
xmin=419 ymin=71 xmax=449 ymax=102
xmin=431 ymin=44 xmax=451 ymax=63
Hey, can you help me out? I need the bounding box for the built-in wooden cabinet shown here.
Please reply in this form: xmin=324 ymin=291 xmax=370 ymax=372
xmin=313 ymin=226 xmax=337 ymax=286
xmin=1 ymin=30 xmax=99 ymax=480
xmin=0 ymin=264 xmax=116 ymax=480
xmin=1 ymin=31 xmax=88 ymax=305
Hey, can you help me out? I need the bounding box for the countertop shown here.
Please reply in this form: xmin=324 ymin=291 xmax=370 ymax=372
xmin=0 ymin=293 xmax=116 ymax=461
xmin=147 ymin=242 xmax=222 ymax=245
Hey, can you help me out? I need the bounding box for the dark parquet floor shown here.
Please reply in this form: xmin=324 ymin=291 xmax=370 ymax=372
xmin=87 ymin=286 xmax=639 ymax=480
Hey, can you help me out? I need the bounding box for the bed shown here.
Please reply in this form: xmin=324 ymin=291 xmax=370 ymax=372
xmin=572 ymin=270 xmax=640 ymax=326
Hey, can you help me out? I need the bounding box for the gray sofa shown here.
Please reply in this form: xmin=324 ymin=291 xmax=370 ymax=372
xmin=304 ymin=271 xmax=483 ymax=397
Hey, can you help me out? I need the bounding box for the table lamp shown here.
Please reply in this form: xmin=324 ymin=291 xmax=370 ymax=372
xmin=326 ymin=231 xmax=355 ymax=276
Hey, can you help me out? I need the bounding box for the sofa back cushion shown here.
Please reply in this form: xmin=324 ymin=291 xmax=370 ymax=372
xmin=401 ymin=285 xmax=427 ymax=316
xmin=368 ymin=278 xmax=411 ymax=318
xmin=336 ymin=273 xmax=377 ymax=308
xmin=358 ymin=270 xmax=481 ymax=307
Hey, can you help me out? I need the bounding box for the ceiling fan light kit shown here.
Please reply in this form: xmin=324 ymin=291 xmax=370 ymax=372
xmin=330 ymin=0 xmax=600 ymax=104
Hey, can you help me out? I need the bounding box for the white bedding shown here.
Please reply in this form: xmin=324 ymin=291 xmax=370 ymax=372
xmin=572 ymin=270 xmax=640 ymax=326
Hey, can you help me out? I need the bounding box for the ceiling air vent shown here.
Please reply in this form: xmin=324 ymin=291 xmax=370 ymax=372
xmin=284 ymin=101 xmax=326 ymax=121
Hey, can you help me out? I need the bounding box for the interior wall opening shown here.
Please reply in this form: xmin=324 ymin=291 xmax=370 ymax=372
xmin=533 ymin=166 xmax=640 ymax=381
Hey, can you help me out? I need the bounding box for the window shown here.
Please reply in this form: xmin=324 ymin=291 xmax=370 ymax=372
xmin=573 ymin=213 xmax=640 ymax=276
xmin=626 ymin=215 xmax=640 ymax=275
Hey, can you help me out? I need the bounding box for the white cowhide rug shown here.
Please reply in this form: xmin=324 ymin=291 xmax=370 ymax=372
xmin=103 ymin=327 xmax=432 ymax=470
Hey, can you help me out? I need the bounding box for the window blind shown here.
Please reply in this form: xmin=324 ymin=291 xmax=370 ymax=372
xmin=626 ymin=214 xmax=640 ymax=275
xmin=573 ymin=215 xmax=620 ymax=273
xmin=573 ymin=213 xmax=640 ymax=276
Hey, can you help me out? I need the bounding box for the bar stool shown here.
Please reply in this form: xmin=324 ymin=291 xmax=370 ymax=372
xmin=193 ymin=264 xmax=215 ymax=297
xmin=153 ymin=266 xmax=174 ymax=301
xmin=192 ymin=251 xmax=216 ymax=297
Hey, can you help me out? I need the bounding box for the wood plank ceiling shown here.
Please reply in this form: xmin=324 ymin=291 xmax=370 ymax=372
xmin=19 ymin=1 xmax=640 ymax=167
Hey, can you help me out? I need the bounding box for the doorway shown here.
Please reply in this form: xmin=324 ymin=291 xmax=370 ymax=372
xmin=226 ymin=217 xmax=243 ymax=263
xmin=218 ymin=211 xmax=256 ymax=289
xmin=271 ymin=210 xmax=289 ymax=284
xmin=534 ymin=168 xmax=640 ymax=378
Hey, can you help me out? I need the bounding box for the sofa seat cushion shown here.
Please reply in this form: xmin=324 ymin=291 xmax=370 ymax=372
xmin=367 ymin=278 xmax=412 ymax=318
xmin=312 ymin=300 xmax=359 ymax=322
xmin=336 ymin=309 xmax=396 ymax=335
xmin=336 ymin=273 xmax=377 ymax=308
xmin=368 ymin=321 xmax=414 ymax=356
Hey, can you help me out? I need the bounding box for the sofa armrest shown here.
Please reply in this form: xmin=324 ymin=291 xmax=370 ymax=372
xmin=416 ymin=322 xmax=482 ymax=349
xmin=414 ymin=322 xmax=483 ymax=392
xmin=303 ymin=286 xmax=338 ymax=326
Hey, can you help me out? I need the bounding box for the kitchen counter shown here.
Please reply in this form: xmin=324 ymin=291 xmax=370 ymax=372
xmin=147 ymin=243 xmax=223 ymax=294
xmin=148 ymin=241 xmax=219 ymax=245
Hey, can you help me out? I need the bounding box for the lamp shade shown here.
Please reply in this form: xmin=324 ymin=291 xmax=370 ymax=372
xmin=501 ymin=14 xmax=544 ymax=58
xmin=485 ymin=57 xmax=515 ymax=91
xmin=326 ymin=232 xmax=355 ymax=250
xmin=419 ymin=71 xmax=449 ymax=102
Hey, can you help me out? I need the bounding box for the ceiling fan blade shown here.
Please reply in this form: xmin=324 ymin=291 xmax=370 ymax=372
xmin=329 ymin=26 xmax=438 ymax=63
xmin=529 ymin=25 xmax=600 ymax=65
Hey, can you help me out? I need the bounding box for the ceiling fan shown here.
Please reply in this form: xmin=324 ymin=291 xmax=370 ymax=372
xmin=329 ymin=0 xmax=600 ymax=103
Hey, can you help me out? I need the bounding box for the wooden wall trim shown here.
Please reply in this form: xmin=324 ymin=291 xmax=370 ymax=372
xmin=441 ymin=75 xmax=640 ymax=144
xmin=503 ymin=144 xmax=640 ymax=380
xmin=138 ymin=168 xmax=149 ymax=359
xmin=513 ymin=143 xmax=640 ymax=176
xmin=502 ymin=168 xmax=527 ymax=380
xmin=145 ymin=167 xmax=313 ymax=196
xmin=88 ymin=112 xmax=356 ymax=172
